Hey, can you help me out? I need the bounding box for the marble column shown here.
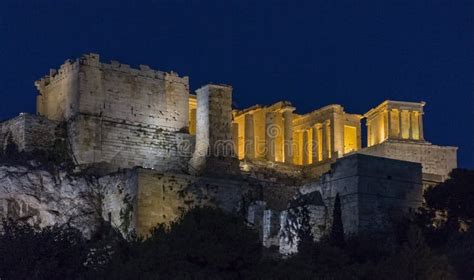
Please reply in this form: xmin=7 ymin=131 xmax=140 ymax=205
xmin=265 ymin=112 xmax=276 ymax=161
xmin=367 ymin=121 xmax=372 ymax=147
xmin=387 ymin=109 xmax=392 ymax=139
xmin=419 ymin=112 xmax=424 ymax=141
xmin=303 ymin=129 xmax=310 ymax=165
xmin=398 ymin=110 xmax=403 ymax=139
xmin=283 ymin=110 xmax=293 ymax=164
xmin=232 ymin=123 xmax=239 ymax=158
xmin=312 ymin=125 xmax=319 ymax=163
xmin=322 ymin=122 xmax=328 ymax=161
xmin=326 ymin=121 xmax=332 ymax=159
xmin=409 ymin=111 xmax=414 ymax=140
xmin=244 ymin=114 xmax=255 ymax=159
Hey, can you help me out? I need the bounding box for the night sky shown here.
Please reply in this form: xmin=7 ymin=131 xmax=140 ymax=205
xmin=0 ymin=0 xmax=473 ymax=167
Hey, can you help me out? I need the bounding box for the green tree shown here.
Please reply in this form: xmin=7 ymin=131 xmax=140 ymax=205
xmin=446 ymin=226 xmax=474 ymax=280
xmin=99 ymin=207 xmax=261 ymax=279
xmin=373 ymin=225 xmax=456 ymax=280
xmin=330 ymin=193 xmax=345 ymax=247
xmin=0 ymin=220 xmax=88 ymax=280
xmin=425 ymin=169 xmax=474 ymax=232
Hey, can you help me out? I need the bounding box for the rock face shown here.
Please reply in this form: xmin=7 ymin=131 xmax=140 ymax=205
xmin=0 ymin=165 xmax=137 ymax=238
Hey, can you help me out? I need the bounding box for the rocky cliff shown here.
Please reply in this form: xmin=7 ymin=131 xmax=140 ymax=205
xmin=0 ymin=164 xmax=137 ymax=238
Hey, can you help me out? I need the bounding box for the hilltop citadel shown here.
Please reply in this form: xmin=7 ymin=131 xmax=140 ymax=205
xmin=0 ymin=54 xmax=457 ymax=254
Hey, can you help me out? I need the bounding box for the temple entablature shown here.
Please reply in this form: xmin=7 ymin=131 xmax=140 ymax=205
xmin=365 ymin=100 xmax=426 ymax=146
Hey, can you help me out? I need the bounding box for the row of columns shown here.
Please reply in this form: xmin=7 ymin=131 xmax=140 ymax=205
xmin=237 ymin=110 xmax=334 ymax=165
xmin=298 ymin=121 xmax=331 ymax=165
xmin=386 ymin=109 xmax=424 ymax=141
xmin=367 ymin=109 xmax=424 ymax=147
xmin=263 ymin=116 xmax=332 ymax=165
xmin=264 ymin=110 xmax=294 ymax=163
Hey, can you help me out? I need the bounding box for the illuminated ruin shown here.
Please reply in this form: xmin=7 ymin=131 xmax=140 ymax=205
xmin=0 ymin=54 xmax=458 ymax=252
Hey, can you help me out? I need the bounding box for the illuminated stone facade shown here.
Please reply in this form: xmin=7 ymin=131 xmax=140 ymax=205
xmin=0 ymin=54 xmax=459 ymax=252
xmin=365 ymin=100 xmax=425 ymax=146
xmin=231 ymin=103 xmax=362 ymax=165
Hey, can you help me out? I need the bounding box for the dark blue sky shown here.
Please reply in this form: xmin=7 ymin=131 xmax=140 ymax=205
xmin=0 ymin=0 xmax=473 ymax=167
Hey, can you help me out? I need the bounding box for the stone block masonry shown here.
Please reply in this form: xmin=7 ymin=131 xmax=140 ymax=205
xmin=0 ymin=113 xmax=61 ymax=154
xmin=189 ymin=84 xmax=236 ymax=175
xmin=36 ymin=54 xmax=190 ymax=132
xmin=301 ymin=154 xmax=423 ymax=235
xmin=68 ymin=114 xmax=195 ymax=172
xmin=135 ymin=169 xmax=255 ymax=236
xmin=359 ymin=140 xmax=457 ymax=185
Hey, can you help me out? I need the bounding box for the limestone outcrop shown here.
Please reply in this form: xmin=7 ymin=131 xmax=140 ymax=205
xmin=0 ymin=165 xmax=137 ymax=238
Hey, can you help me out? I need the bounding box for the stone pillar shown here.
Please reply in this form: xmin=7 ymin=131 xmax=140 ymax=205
xmin=383 ymin=110 xmax=389 ymax=141
xmin=398 ymin=110 xmax=403 ymax=139
xmin=244 ymin=114 xmax=255 ymax=159
xmin=322 ymin=122 xmax=328 ymax=161
xmin=253 ymin=110 xmax=266 ymax=159
xmin=274 ymin=113 xmax=284 ymax=162
xmin=312 ymin=125 xmax=319 ymax=163
xmin=265 ymin=112 xmax=277 ymax=161
xmin=283 ymin=110 xmax=293 ymax=164
xmin=387 ymin=109 xmax=392 ymax=139
xmin=356 ymin=123 xmax=362 ymax=150
xmin=330 ymin=114 xmax=344 ymax=158
xmin=409 ymin=111 xmax=414 ymax=140
xmin=419 ymin=112 xmax=424 ymax=141
xmin=367 ymin=121 xmax=372 ymax=147
xmin=303 ymin=129 xmax=310 ymax=165
xmin=294 ymin=131 xmax=302 ymax=165
xmin=326 ymin=121 xmax=332 ymax=159
xmin=233 ymin=123 xmax=239 ymax=157
xmin=189 ymin=84 xmax=233 ymax=174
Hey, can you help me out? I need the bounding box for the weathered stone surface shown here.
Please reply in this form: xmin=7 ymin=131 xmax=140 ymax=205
xmin=189 ymin=84 xmax=235 ymax=175
xmin=301 ymin=154 xmax=423 ymax=235
xmin=0 ymin=165 xmax=137 ymax=238
xmin=135 ymin=169 xmax=253 ymax=236
xmin=359 ymin=140 xmax=457 ymax=185
xmin=68 ymin=114 xmax=195 ymax=172
xmin=0 ymin=114 xmax=61 ymax=153
xmin=246 ymin=154 xmax=423 ymax=255
xmin=36 ymin=54 xmax=189 ymax=131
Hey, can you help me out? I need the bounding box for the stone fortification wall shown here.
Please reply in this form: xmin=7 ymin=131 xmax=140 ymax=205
xmin=301 ymin=154 xmax=423 ymax=235
xmin=36 ymin=54 xmax=190 ymax=132
xmin=68 ymin=115 xmax=195 ymax=172
xmin=359 ymin=140 xmax=457 ymax=183
xmin=34 ymin=54 xmax=194 ymax=171
xmin=0 ymin=114 xmax=61 ymax=153
xmin=135 ymin=169 xmax=258 ymax=236
xmin=35 ymin=59 xmax=80 ymax=121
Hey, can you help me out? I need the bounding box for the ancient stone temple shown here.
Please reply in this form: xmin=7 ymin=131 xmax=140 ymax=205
xmin=0 ymin=54 xmax=457 ymax=254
